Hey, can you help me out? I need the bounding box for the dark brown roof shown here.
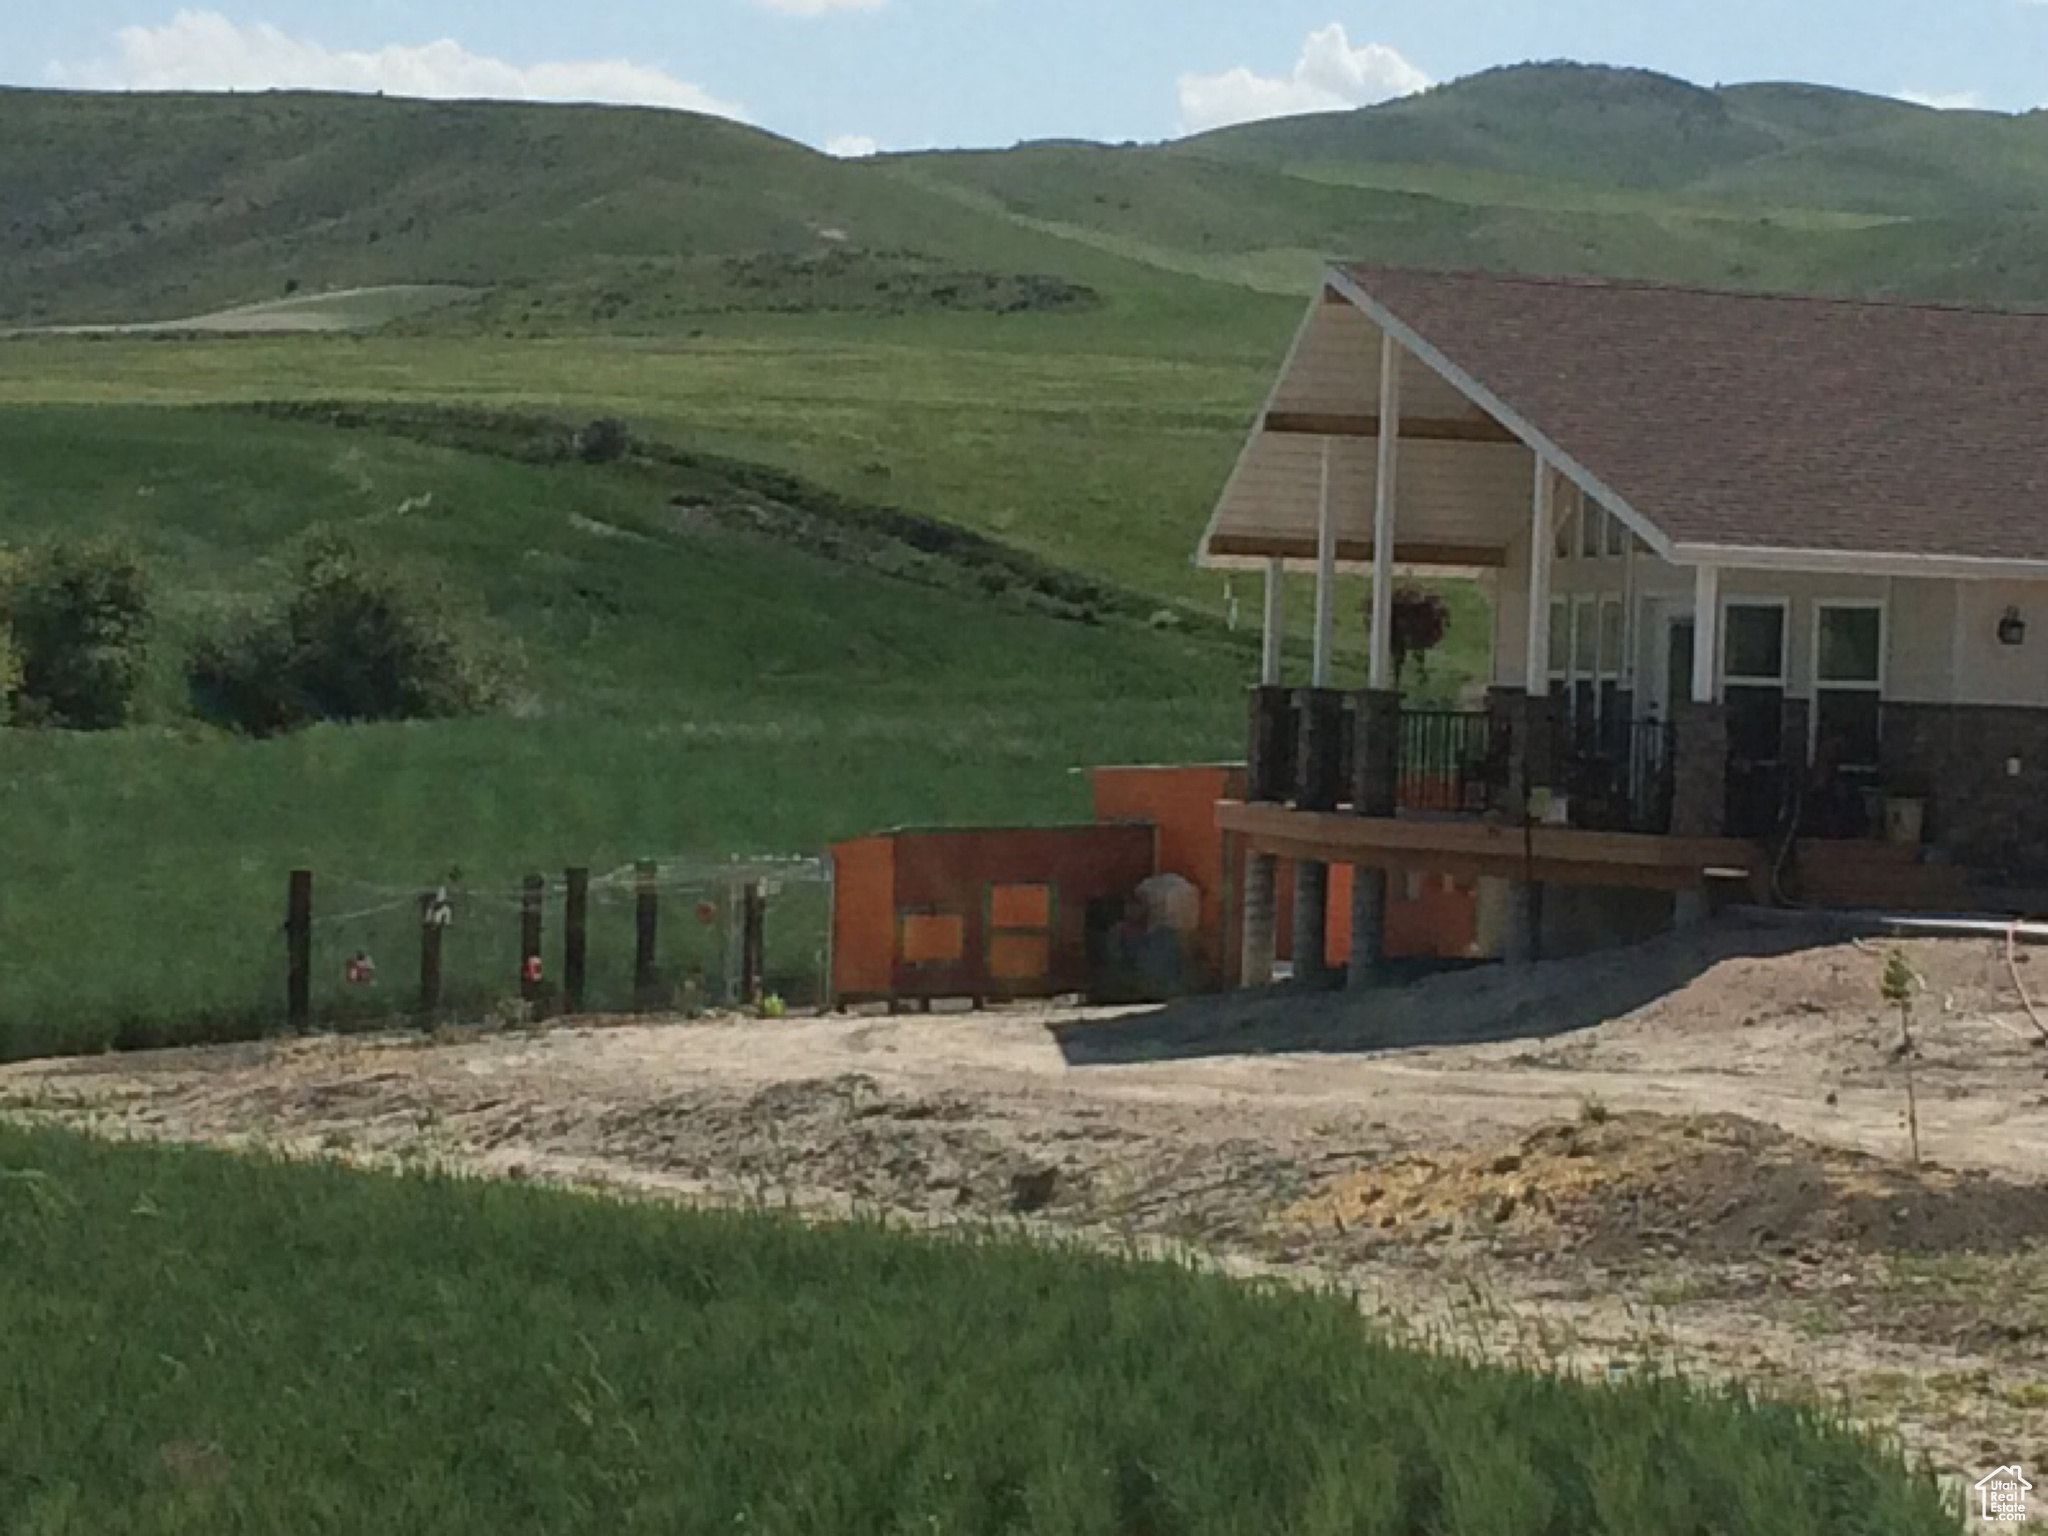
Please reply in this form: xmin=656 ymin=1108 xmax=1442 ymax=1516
xmin=1339 ymin=265 xmax=2048 ymax=564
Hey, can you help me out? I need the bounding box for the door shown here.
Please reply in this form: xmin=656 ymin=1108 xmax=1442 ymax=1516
xmin=1660 ymin=617 xmax=1695 ymax=721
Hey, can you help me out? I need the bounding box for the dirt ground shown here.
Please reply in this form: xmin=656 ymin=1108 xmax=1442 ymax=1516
xmin=7 ymin=917 xmax=2048 ymax=1511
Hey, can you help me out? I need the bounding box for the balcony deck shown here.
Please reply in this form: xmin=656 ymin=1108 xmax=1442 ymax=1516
xmin=1217 ymin=800 xmax=1761 ymax=893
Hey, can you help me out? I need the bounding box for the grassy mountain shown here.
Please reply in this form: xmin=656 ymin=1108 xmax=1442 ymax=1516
xmin=0 ymin=87 xmax=1224 ymax=328
xmin=1181 ymin=64 xmax=1794 ymax=188
xmin=10 ymin=62 xmax=2048 ymax=330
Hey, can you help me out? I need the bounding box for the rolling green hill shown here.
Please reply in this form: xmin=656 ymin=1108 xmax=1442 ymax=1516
xmin=10 ymin=61 xmax=2048 ymax=331
xmin=0 ymin=404 xmax=1254 ymax=1051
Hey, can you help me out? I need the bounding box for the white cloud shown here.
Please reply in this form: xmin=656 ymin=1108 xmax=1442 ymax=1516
xmin=824 ymin=134 xmax=880 ymax=158
xmin=1897 ymin=87 xmax=1985 ymax=111
xmin=753 ymin=0 xmax=886 ymax=13
xmin=51 ymin=9 xmax=747 ymax=119
xmin=1178 ymin=23 xmax=1430 ymax=134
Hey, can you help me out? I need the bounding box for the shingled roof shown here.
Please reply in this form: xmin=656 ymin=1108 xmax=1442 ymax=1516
xmin=1334 ymin=265 xmax=2048 ymax=567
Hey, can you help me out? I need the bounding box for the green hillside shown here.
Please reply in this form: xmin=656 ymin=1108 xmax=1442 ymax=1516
xmin=0 ymin=404 xmax=1253 ymax=1052
xmin=1181 ymin=64 xmax=1791 ymax=188
xmin=0 ymin=87 xmax=1233 ymax=329
xmin=12 ymin=63 xmax=2048 ymax=330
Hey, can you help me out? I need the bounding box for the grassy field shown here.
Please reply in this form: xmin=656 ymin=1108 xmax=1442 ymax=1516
xmin=0 ymin=400 xmax=1277 ymax=1053
xmin=0 ymin=1121 xmax=1959 ymax=1535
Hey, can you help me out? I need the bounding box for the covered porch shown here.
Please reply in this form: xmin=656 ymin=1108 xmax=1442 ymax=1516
xmin=1202 ymin=276 xmax=1826 ymax=986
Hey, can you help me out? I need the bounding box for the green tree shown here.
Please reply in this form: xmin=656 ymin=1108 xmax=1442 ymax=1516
xmin=7 ymin=540 xmax=153 ymax=729
xmin=190 ymin=533 xmax=503 ymax=736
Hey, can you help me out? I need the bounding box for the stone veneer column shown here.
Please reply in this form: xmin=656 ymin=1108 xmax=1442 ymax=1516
xmin=1291 ymin=688 xmax=1347 ymax=989
xmin=1669 ymin=699 xmax=1731 ymax=839
xmin=1238 ymin=686 xmax=1294 ymax=988
xmin=1489 ymin=686 xmax=1556 ymax=966
xmin=1348 ymin=689 xmax=1402 ymax=988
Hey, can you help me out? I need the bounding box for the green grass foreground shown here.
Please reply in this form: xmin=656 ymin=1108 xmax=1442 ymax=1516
xmin=0 ymin=1124 xmax=1956 ymax=1536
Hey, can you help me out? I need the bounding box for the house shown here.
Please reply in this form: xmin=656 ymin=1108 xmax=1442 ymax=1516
xmin=1201 ymin=266 xmax=2048 ymax=986
xmin=1974 ymin=1465 xmax=2031 ymax=1523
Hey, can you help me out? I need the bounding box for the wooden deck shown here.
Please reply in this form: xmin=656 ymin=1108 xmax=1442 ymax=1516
xmin=1217 ymin=801 xmax=1761 ymax=893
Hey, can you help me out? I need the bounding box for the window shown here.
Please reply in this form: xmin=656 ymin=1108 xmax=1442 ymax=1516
xmin=1554 ymin=502 xmax=1576 ymax=562
xmin=1598 ymin=599 xmax=1626 ymax=739
xmin=1580 ymin=497 xmax=1603 ymax=559
xmin=1814 ymin=603 xmax=1884 ymax=770
xmin=1723 ymin=601 xmax=1788 ymax=765
xmin=1605 ymin=512 xmax=1630 ymax=560
xmin=1551 ymin=596 xmax=1626 ymax=745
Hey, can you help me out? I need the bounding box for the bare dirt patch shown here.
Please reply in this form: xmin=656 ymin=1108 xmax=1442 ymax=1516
xmin=7 ymin=920 xmax=2048 ymax=1496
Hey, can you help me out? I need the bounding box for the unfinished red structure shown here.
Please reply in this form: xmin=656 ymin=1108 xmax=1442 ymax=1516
xmin=829 ymin=762 xmax=1483 ymax=1008
xmin=830 ymin=823 xmax=1156 ymax=1008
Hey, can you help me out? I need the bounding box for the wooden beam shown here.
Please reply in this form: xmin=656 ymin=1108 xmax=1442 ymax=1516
xmin=1263 ymin=410 xmax=1518 ymax=445
xmin=1207 ymin=534 xmax=1507 ymax=569
xmin=1215 ymin=802 xmax=1757 ymax=892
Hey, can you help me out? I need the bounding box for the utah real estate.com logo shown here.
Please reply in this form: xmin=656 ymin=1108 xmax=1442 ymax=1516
xmin=1977 ymin=1466 xmax=2032 ymax=1524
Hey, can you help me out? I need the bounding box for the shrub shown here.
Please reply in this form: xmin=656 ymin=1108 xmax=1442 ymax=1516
xmin=5 ymin=539 xmax=154 ymax=730
xmin=190 ymin=534 xmax=502 ymax=736
xmin=573 ymin=418 xmax=631 ymax=464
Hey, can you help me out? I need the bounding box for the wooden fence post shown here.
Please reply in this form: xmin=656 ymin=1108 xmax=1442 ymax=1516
xmin=419 ymin=891 xmax=445 ymax=1018
xmin=741 ymin=880 xmax=767 ymax=1006
xmin=286 ymin=870 xmax=313 ymax=1032
xmin=564 ymin=868 xmax=589 ymax=1016
xmin=634 ymin=861 xmax=660 ymax=1009
xmin=521 ymin=875 xmax=545 ymax=1007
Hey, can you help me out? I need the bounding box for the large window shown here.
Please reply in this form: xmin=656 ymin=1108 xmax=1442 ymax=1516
xmin=1814 ymin=603 xmax=1884 ymax=770
xmin=1723 ymin=601 xmax=1788 ymax=764
xmin=1551 ymin=595 xmax=1625 ymax=746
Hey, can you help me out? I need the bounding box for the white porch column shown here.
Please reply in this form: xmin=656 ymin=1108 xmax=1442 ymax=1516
xmin=1368 ymin=333 xmax=1402 ymax=691
xmin=1312 ymin=439 xmax=1338 ymax=687
xmin=1692 ymin=564 xmax=1721 ymax=703
xmin=1622 ymin=532 xmax=1640 ymax=696
xmin=1260 ymin=557 xmax=1286 ymax=686
xmin=1524 ymin=459 xmax=1555 ymax=694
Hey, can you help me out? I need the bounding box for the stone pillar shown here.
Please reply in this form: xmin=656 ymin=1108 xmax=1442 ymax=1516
xmin=1348 ymin=689 xmax=1402 ymax=989
xmin=1490 ymin=686 xmax=1559 ymax=816
xmin=1240 ymin=854 xmax=1279 ymax=987
xmin=1669 ymin=699 xmax=1730 ymax=838
xmin=1353 ymin=690 xmax=1402 ymax=817
xmin=1292 ymin=688 xmax=1347 ymax=988
xmin=1348 ymin=869 xmax=1389 ymax=987
xmin=1238 ymin=685 xmax=1295 ymax=990
xmin=1246 ymin=685 xmax=1296 ymax=804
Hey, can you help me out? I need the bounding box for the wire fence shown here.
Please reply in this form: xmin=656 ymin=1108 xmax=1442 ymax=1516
xmin=298 ymin=855 xmax=833 ymax=1030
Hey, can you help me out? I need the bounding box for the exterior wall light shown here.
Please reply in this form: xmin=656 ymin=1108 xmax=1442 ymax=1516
xmin=1999 ymin=607 xmax=2028 ymax=647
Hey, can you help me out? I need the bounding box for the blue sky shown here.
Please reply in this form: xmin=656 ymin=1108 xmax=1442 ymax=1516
xmin=7 ymin=3 xmax=2044 ymax=154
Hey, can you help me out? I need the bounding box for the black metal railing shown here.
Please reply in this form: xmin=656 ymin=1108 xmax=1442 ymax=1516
xmin=1397 ymin=710 xmax=1512 ymax=817
xmin=1556 ymin=718 xmax=1675 ymax=834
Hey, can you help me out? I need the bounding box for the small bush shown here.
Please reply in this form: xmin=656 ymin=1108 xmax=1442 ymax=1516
xmin=5 ymin=539 xmax=153 ymax=730
xmin=190 ymin=534 xmax=502 ymax=736
xmin=573 ymin=418 xmax=631 ymax=464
